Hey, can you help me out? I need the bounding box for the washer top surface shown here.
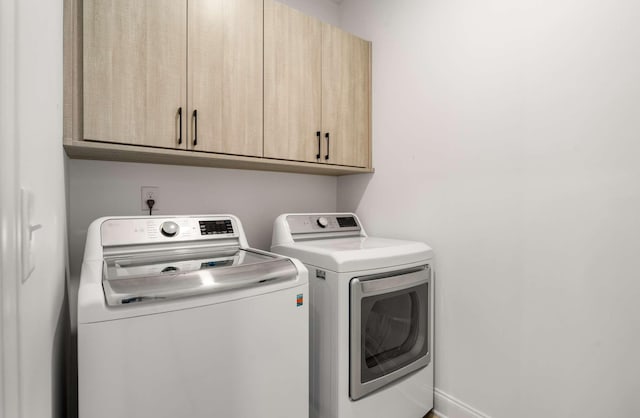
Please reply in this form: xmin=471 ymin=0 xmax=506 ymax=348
xmin=79 ymin=215 xmax=307 ymax=324
xmin=272 ymin=213 xmax=432 ymax=272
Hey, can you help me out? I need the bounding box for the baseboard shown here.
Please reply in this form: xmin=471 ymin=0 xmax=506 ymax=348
xmin=433 ymin=388 xmax=491 ymax=418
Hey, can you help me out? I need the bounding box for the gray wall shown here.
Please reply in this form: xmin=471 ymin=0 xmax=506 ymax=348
xmin=278 ymin=0 xmax=340 ymax=25
xmin=337 ymin=0 xmax=640 ymax=417
xmin=67 ymin=160 xmax=337 ymax=277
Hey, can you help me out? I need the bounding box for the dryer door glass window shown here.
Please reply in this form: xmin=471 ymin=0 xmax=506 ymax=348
xmin=349 ymin=266 xmax=431 ymax=400
xmin=362 ymin=289 xmax=424 ymax=374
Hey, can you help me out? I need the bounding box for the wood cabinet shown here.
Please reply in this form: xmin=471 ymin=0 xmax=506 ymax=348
xmin=83 ymin=0 xmax=187 ymax=149
xmin=84 ymin=0 xmax=262 ymax=156
xmin=189 ymin=0 xmax=263 ymax=156
xmin=68 ymin=0 xmax=372 ymax=175
xmin=264 ymin=0 xmax=322 ymax=163
xmin=321 ymin=25 xmax=371 ymax=168
xmin=264 ymin=0 xmax=371 ymax=168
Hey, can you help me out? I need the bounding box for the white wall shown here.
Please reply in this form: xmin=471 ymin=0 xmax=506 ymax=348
xmin=337 ymin=0 xmax=640 ymax=417
xmin=68 ymin=160 xmax=337 ymax=276
xmin=1 ymin=0 xmax=68 ymax=417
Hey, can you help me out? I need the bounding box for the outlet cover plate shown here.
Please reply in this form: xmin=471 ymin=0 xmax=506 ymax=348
xmin=141 ymin=186 xmax=159 ymax=211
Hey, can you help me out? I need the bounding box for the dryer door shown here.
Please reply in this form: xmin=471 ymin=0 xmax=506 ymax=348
xmin=349 ymin=265 xmax=431 ymax=400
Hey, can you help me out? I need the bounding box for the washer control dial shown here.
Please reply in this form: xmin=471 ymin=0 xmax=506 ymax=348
xmin=160 ymin=221 xmax=179 ymax=237
xmin=316 ymin=217 xmax=329 ymax=228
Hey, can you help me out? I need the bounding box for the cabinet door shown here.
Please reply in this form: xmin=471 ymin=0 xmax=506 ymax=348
xmin=83 ymin=0 xmax=186 ymax=148
xmin=264 ymin=0 xmax=322 ymax=163
xmin=189 ymin=0 xmax=263 ymax=157
xmin=321 ymin=25 xmax=371 ymax=168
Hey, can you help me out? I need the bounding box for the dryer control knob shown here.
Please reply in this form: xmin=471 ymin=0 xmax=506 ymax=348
xmin=317 ymin=217 xmax=329 ymax=228
xmin=160 ymin=221 xmax=179 ymax=237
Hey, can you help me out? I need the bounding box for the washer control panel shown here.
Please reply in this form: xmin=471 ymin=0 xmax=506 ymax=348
xmin=101 ymin=216 xmax=238 ymax=247
xmin=287 ymin=214 xmax=361 ymax=234
xmin=199 ymin=219 xmax=234 ymax=235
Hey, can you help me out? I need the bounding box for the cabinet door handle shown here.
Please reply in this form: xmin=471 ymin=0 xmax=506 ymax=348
xmin=193 ymin=109 xmax=198 ymax=146
xmin=177 ymin=107 xmax=182 ymax=145
xmin=325 ymin=132 xmax=330 ymax=160
xmin=316 ymin=131 xmax=321 ymax=159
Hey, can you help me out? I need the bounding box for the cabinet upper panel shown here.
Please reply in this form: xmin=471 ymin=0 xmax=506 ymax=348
xmin=264 ymin=0 xmax=322 ymax=163
xmin=83 ymin=0 xmax=187 ymax=149
xmin=322 ymin=24 xmax=371 ymax=168
xmin=188 ymin=0 xmax=263 ymax=157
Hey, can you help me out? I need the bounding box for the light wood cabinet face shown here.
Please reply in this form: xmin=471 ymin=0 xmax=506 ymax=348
xmin=72 ymin=0 xmax=372 ymax=173
xmin=264 ymin=0 xmax=322 ymax=163
xmin=188 ymin=0 xmax=263 ymax=157
xmin=322 ymin=24 xmax=371 ymax=168
xmin=83 ymin=0 xmax=187 ymax=149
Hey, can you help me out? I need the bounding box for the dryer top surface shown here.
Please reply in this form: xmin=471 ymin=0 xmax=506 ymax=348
xmin=273 ymin=236 xmax=432 ymax=273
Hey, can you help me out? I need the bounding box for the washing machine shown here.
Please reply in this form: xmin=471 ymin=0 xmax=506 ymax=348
xmin=271 ymin=213 xmax=434 ymax=418
xmin=78 ymin=215 xmax=309 ymax=418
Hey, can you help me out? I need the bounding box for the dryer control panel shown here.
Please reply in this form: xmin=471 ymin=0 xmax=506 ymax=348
xmin=286 ymin=214 xmax=361 ymax=234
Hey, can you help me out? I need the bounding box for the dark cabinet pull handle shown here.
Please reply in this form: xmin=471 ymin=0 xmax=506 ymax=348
xmin=316 ymin=131 xmax=321 ymax=159
xmin=193 ymin=109 xmax=198 ymax=146
xmin=177 ymin=107 xmax=182 ymax=145
xmin=325 ymin=132 xmax=330 ymax=160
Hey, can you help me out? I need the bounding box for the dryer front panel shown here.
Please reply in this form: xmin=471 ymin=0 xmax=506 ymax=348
xmin=349 ymin=265 xmax=431 ymax=400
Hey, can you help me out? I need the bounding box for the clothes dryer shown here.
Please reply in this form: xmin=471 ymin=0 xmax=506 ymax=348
xmin=271 ymin=213 xmax=434 ymax=418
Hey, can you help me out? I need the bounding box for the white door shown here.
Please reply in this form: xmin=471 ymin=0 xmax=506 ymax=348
xmin=1 ymin=0 xmax=69 ymax=417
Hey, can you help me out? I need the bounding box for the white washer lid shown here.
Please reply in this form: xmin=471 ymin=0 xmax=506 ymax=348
xmin=273 ymin=236 xmax=433 ymax=272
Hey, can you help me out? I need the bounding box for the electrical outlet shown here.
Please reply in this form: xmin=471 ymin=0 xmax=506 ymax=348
xmin=141 ymin=186 xmax=159 ymax=211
